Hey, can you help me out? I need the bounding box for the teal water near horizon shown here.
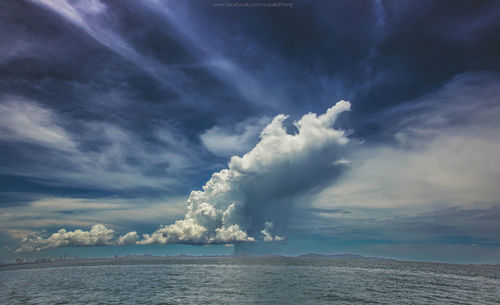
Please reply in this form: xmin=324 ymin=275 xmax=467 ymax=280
xmin=1 ymin=258 xmax=499 ymax=304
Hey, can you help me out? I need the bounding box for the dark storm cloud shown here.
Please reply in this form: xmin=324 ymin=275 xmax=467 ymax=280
xmin=134 ymin=0 xmax=500 ymax=140
xmin=0 ymin=0 xmax=233 ymax=198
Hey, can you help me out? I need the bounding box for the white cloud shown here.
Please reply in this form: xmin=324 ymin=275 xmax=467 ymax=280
xmin=201 ymin=117 xmax=270 ymax=157
xmin=261 ymin=221 xmax=285 ymax=242
xmin=312 ymin=73 xmax=500 ymax=213
xmin=315 ymin=127 xmax=500 ymax=211
xmin=214 ymin=224 xmax=256 ymax=243
xmin=73 ymin=0 xmax=106 ymax=14
xmin=141 ymin=0 xmax=273 ymax=108
xmin=116 ymin=231 xmax=139 ymax=246
xmin=16 ymin=224 xmax=142 ymax=251
xmin=29 ymin=0 xmax=185 ymax=92
xmin=0 ymin=96 xmax=205 ymax=190
xmin=12 ymin=101 xmax=351 ymax=250
xmin=0 ymin=98 xmax=75 ymax=150
xmin=16 ymin=224 xmax=115 ymax=252
xmin=135 ymin=101 xmax=351 ymax=245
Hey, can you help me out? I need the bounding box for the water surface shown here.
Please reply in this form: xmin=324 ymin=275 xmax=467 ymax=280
xmin=1 ymin=258 xmax=499 ymax=304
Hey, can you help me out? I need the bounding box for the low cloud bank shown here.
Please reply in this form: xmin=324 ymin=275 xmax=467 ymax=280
xmin=17 ymin=224 xmax=139 ymax=252
xmin=17 ymin=224 xmax=116 ymax=252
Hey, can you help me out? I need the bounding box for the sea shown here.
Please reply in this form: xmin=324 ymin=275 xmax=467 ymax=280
xmin=1 ymin=257 xmax=499 ymax=304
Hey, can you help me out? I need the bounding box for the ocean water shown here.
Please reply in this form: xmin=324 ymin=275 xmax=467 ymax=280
xmin=1 ymin=258 xmax=499 ymax=304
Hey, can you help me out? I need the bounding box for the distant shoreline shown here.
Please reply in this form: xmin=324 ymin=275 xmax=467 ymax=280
xmin=2 ymin=253 xmax=498 ymax=269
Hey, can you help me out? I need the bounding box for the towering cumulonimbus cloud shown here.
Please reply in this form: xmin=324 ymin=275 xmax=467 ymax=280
xmin=138 ymin=100 xmax=352 ymax=245
xmin=15 ymin=101 xmax=351 ymax=252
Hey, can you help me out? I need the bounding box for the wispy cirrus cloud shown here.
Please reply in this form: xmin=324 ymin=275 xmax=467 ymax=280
xmin=140 ymin=0 xmax=282 ymax=108
xmin=0 ymin=97 xmax=75 ymax=150
xmin=0 ymin=196 xmax=185 ymax=226
xmin=0 ymin=96 xmax=204 ymax=191
xmin=29 ymin=0 xmax=187 ymax=93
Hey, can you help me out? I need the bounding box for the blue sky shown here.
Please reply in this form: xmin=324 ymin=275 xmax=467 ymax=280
xmin=1 ymin=0 xmax=500 ymax=263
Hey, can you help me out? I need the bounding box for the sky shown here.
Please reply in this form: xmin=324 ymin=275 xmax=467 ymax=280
xmin=1 ymin=0 xmax=500 ymax=263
